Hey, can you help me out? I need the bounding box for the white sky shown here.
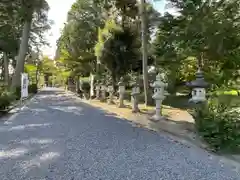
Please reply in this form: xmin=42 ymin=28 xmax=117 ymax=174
xmin=44 ymin=0 xmax=76 ymax=58
xmin=43 ymin=0 xmax=167 ymax=59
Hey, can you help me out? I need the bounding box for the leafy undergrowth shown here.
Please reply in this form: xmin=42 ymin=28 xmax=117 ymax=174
xmin=0 ymin=84 xmax=38 ymax=112
xmin=192 ymin=100 xmax=240 ymax=154
xmin=0 ymin=90 xmax=15 ymax=111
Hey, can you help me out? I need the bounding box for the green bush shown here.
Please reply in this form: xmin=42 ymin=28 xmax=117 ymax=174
xmin=14 ymin=86 xmax=21 ymax=100
xmin=193 ymin=100 xmax=240 ymax=153
xmin=80 ymin=82 xmax=90 ymax=93
xmin=0 ymin=91 xmax=15 ymax=110
xmin=28 ymin=84 xmax=38 ymax=94
xmin=12 ymin=84 xmax=38 ymax=100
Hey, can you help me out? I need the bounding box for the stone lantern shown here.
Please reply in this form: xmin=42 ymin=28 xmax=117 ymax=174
xmin=118 ymin=77 xmax=125 ymax=108
xmin=95 ymin=80 xmax=101 ymax=100
xmin=186 ymin=70 xmax=208 ymax=103
xmin=100 ymin=81 xmax=107 ymax=102
xmin=131 ymin=77 xmax=140 ymax=113
xmin=150 ymin=73 xmax=168 ymax=121
xmin=107 ymin=83 xmax=114 ymax=104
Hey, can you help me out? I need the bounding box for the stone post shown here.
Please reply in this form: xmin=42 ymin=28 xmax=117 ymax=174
xmin=107 ymin=84 xmax=114 ymax=104
xmin=131 ymin=77 xmax=140 ymax=113
xmin=95 ymin=80 xmax=101 ymax=100
xmin=150 ymin=73 xmax=168 ymax=121
xmin=100 ymin=82 xmax=107 ymax=102
xmin=118 ymin=77 xmax=125 ymax=108
xmin=90 ymin=74 xmax=95 ymax=99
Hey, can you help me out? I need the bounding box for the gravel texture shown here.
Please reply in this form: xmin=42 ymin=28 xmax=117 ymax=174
xmin=0 ymin=88 xmax=239 ymax=180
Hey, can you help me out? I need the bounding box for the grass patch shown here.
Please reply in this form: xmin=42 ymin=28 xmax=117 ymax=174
xmin=215 ymin=90 xmax=240 ymax=96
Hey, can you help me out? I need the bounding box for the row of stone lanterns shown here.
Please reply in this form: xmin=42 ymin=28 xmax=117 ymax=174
xmin=94 ymin=70 xmax=208 ymax=121
xmin=94 ymin=73 xmax=170 ymax=121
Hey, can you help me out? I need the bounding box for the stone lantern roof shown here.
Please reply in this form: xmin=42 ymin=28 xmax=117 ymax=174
xmin=151 ymin=73 xmax=166 ymax=88
xmin=186 ymin=70 xmax=209 ymax=88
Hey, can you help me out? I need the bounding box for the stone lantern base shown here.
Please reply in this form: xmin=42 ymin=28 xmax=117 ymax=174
xmin=118 ymin=103 xmax=125 ymax=108
xmin=118 ymin=94 xmax=125 ymax=108
xmin=100 ymin=97 xmax=106 ymax=102
xmin=108 ymin=98 xmax=115 ymax=105
xmin=95 ymin=90 xmax=100 ymax=100
xmin=149 ymin=114 xmax=166 ymax=121
xmin=189 ymin=97 xmax=206 ymax=103
xmin=132 ymin=109 xmax=140 ymax=113
xmin=100 ymin=90 xmax=106 ymax=102
xmin=131 ymin=96 xmax=140 ymax=113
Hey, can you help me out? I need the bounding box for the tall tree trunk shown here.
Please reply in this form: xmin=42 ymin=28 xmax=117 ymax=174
xmin=35 ymin=48 xmax=40 ymax=86
xmin=111 ymin=71 xmax=116 ymax=92
xmin=103 ymin=0 xmax=109 ymax=19
xmin=3 ymin=52 xmax=9 ymax=87
xmin=90 ymin=73 xmax=95 ymax=98
xmin=96 ymin=56 xmax=100 ymax=76
xmin=140 ymin=0 xmax=149 ymax=106
xmin=11 ymin=19 xmax=32 ymax=89
xmin=35 ymin=62 xmax=40 ymax=85
xmin=76 ymin=75 xmax=80 ymax=93
xmin=122 ymin=5 xmax=126 ymax=28
xmin=0 ymin=56 xmax=3 ymax=80
xmin=197 ymin=52 xmax=204 ymax=71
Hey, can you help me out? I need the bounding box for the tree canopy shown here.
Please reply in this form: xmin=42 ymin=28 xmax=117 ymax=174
xmin=56 ymin=0 xmax=159 ymax=85
xmin=152 ymin=0 xmax=240 ymax=90
xmin=0 ymin=0 xmax=51 ymax=88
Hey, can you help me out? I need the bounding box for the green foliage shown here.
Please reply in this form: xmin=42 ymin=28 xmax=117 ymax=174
xmin=80 ymin=81 xmax=90 ymax=93
xmin=95 ymin=19 xmax=141 ymax=83
xmin=0 ymin=1 xmax=21 ymax=54
xmin=28 ymin=84 xmax=38 ymax=94
xmin=0 ymin=90 xmax=15 ymax=110
xmin=13 ymin=86 xmax=21 ymax=100
xmin=153 ymin=0 xmax=240 ymax=89
xmin=114 ymin=0 xmax=138 ymax=19
xmin=39 ymin=56 xmax=57 ymax=75
xmin=56 ymin=0 xmax=105 ymax=78
xmin=0 ymin=0 xmax=51 ymax=52
xmin=8 ymin=83 xmax=37 ymax=101
xmin=0 ymin=0 xmax=51 ymax=89
xmin=25 ymin=64 xmax=38 ymax=83
xmin=193 ymin=100 xmax=240 ymax=153
xmin=56 ymin=0 xmax=159 ymax=83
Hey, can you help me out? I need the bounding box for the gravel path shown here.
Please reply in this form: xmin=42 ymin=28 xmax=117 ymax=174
xmin=0 ymin=88 xmax=239 ymax=180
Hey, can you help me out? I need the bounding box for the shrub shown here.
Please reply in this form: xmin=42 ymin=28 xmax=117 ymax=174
xmin=80 ymin=82 xmax=90 ymax=93
xmin=0 ymin=91 xmax=15 ymax=110
xmin=28 ymin=84 xmax=38 ymax=94
xmin=12 ymin=84 xmax=38 ymax=100
xmin=14 ymin=86 xmax=21 ymax=100
xmin=80 ymin=81 xmax=90 ymax=99
xmin=192 ymin=100 xmax=240 ymax=153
